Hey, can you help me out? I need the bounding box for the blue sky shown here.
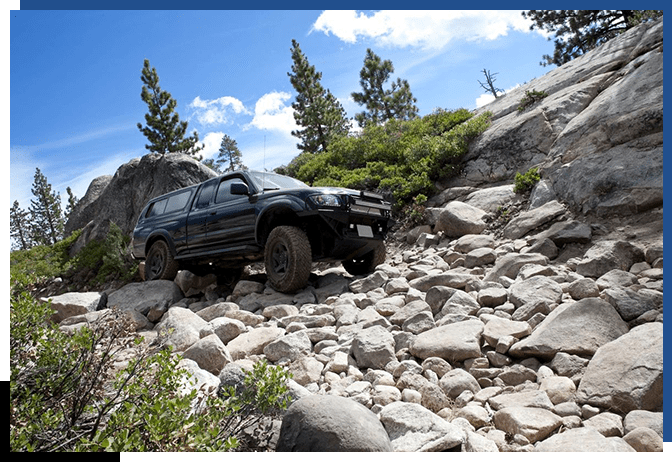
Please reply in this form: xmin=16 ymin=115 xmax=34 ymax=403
xmin=7 ymin=5 xmax=562 ymax=213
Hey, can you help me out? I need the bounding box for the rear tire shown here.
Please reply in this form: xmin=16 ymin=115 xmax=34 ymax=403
xmin=264 ymin=226 xmax=312 ymax=293
xmin=144 ymin=240 xmax=179 ymax=281
xmin=342 ymin=241 xmax=386 ymax=276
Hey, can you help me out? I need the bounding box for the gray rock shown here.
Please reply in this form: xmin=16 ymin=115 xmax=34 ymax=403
xmin=601 ymin=287 xmax=659 ymax=321
xmin=379 ymin=401 xmax=464 ymax=452
xmin=509 ymin=298 xmax=629 ymax=360
xmin=434 ymin=201 xmax=487 ymax=237
xmin=226 ymin=326 xmax=285 ymax=360
xmin=350 ymin=325 xmax=396 ymax=370
xmin=623 ymin=410 xmax=664 ymax=439
xmin=493 ymin=406 xmax=562 ymax=444
xmin=535 ymin=427 xmax=635 ymax=452
xmin=263 ymin=331 xmax=312 ymax=362
xmin=576 ymin=322 xmax=663 ymax=414
xmin=454 ymin=234 xmax=496 ymax=253
xmin=276 ymin=394 xmax=392 ymax=451
xmin=502 ymin=200 xmax=565 ymax=240
xmin=410 ymin=319 xmax=484 ymax=363
xmin=622 ymin=427 xmax=664 ymax=452
xmin=439 ymin=368 xmax=481 ymax=400
xmin=44 ymin=291 xmax=106 ymax=323
xmin=107 ymin=280 xmax=184 ymax=316
xmin=575 ymin=240 xmax=645 ymax=278
xmin=154 ymin=306 xmax=210 ymax=352
xmin=182 ymin=334 xmax=232 ymax=376
xmin=483 ymin=253 xmax=548 ymax=283
xmin=508 ymin=275 xmax=563 ymax=308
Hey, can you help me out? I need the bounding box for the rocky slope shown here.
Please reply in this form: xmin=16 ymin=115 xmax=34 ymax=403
xmin=43 ymin=18 xmax=663 ymax=452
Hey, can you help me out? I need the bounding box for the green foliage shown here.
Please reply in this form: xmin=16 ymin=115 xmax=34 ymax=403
xmin=517 ymin=89 xmax=548 ymax=112
xmin=513 ymin=167 xmax=541 ymax=193
xmin=288 ymin=39 xmax=349 ymax=153
xmin=523 ymin=10 xmax=662 ymax=66
xmin=290 ymin=108 xmax=491 ymax=208
xmin=29 ymin=168 xmax=65 ymax=246
xmin=10 ymin=230 xmax=81 ymax=291
xmin=352 ymin=48 xmax=418 ymax=128
xmin=215 ymin=134 xmax=246 ymax=173
xmin=137 ymin=58 xmax=203 ymax=156
xmin=10 ymin=287 xmax=292 ymax=452
xmin=71 ymin=222 xmax=138 ymax=284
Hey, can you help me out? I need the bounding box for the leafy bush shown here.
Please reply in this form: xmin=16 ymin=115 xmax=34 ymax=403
xmin=71 ymin=222 xmax=138 ymax=284
xmin=288 ymin=108 xmax=492 ymax=208
xmin=10 ymin=230 xmax=81 ymax=290
xmin=514 ymin=167 xmax=541 ymax=193
xmin=10 ymin=288 xmax=292 ymax=452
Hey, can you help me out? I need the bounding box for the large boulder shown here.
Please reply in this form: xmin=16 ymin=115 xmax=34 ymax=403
xmin=43 ymin=291 xmax=106 ymax=323
xmin=106 ymin=280 xmax=184 ymax=316
xmin=276 ymin=394 xmax=392 ymax=451
xmin=433 ymin=201 xmax=487 ymax=237
xmin=576 ymin=322 xmax=663 ymax=414
xmin=410 ymin=319 xmax=484 ymax=363
xmin=508 ymin=298 xmax=629 ymax=360
xmin=65 ymin=152 xmax=217 ymax=246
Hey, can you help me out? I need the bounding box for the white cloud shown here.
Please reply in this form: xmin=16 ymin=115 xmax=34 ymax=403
xmin=312 ymin=10 xmax=538 ymax=50
xmin=189 ymin=96 xmax=250 ymax=126
xmin=200 ymin=131 xmax=225 ymax=161
xmin=247 ymin=91 xmax=298 ymax=135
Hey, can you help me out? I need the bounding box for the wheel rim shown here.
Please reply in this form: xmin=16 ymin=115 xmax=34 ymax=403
xmin=271 ymin=242 xmax=289 ymax=276
xmin=147 ymin=252 xmax=165 ymax=279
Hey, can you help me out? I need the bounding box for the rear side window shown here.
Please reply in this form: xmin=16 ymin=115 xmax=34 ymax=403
xmin=145 ymin=190 xmax=192 ymax=218
xmin=146 ymin=198 xmax=167 ymax=217
xmin=165 ymin=190 xmax=192 ymax=213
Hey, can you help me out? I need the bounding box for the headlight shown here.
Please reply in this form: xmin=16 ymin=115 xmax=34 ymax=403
xmin=308 ymin=194 xmax=342 ymax=207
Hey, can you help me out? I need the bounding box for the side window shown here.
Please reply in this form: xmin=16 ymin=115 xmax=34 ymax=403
xmin=164 ymin=190 xmax=192 ymax=214
xmin=195 ymin=181 xmax=216 ymax=209
xmin=215 ymin=178 xmax=238 ymax=204
xmin=146 ymin=198 xmax=167 ymax=218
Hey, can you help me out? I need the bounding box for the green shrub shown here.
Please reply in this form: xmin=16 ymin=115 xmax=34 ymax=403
xmin=517 ymin=89 xmax=549 ymax=112
xmin=290 ymin=108 xmax=492 ymax=209
xmin=70 ymin=222 xmax=138 ymax=284
xmin=10 ymin=230 xmax=81 ymax=289
xmin=514 ymin=167 xmax=541 ymax=193
xmin=10 ymin=288 xmax=292 ymax=452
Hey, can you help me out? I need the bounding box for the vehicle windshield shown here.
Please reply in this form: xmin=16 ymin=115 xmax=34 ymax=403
xmin=249 ymin=171 xmax=308 ymax=191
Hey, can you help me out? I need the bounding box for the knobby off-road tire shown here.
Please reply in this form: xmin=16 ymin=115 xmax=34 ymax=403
xmin=144 ymin=239 xmax=179 ymax=281
xmin=264 ymin=226 xmax=312 ymax=293
xmin=342 ymin=241 xmax=386 ymax=276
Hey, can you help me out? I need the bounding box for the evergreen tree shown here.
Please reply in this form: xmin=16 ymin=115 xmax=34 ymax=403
xmin=523 ymin=10 xmax=663 ymax=66
xmin=65 ymin=186 xmax=78 ymax=221
xmin=137 ymin=59 xmax=203 ymax=156
xmin=10 ymin=201 xmax=32 ymax=250
xmin=215 ymin=134 xmax=246 ymax=172
xmin=29 ymin=168 xmax=64 ymax=246
xmin=351 ymin=48 xmax=418 ymax=128
xmin=288 ymin=39 xmax=349 ymax=153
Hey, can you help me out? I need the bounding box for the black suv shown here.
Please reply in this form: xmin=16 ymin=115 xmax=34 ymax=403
xmin=132 ymin=170 xmax=393 ymax=293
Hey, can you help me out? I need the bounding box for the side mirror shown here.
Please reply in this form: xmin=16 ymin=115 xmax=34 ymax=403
xmin=230 ymin=182 xmax=250 ymax=196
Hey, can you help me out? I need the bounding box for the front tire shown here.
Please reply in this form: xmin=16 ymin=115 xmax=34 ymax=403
xmin=342 ymin=241 xmax=386 ymax=276
xmin=264 ymin=226 xmax=312 ymax=293
xmin=144 ymin=240 xmax=179 ymax=281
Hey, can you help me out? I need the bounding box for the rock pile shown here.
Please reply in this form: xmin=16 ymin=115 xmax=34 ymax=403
xmin=45 ymin=196 xmax=663 ymax=452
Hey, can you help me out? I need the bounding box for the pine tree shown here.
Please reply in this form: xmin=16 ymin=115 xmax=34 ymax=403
xmin=64 ymin=186 xmax=78 ymax=221
xmin=288 ymin=39 xmax=349 ymax=153
xmin=215 ymin=134 xmax=246 ymax=172
xmin=523 ymin=10 xmax=663 ymax=66
xmin=29 ymin=168 xmax=64 ymax=246
xmin=10 ymin=201 xmax=32 ymax=250
xmin=137 ymin=59 xmax=203 ymax=156
xmin=351 ymin=48 xmax=418 ymax=128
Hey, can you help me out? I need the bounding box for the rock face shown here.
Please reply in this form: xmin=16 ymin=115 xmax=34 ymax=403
xmin=458 ymin=17 xmax=663 ymax=219
xmin=64 ymin=152 xmax=217 ymax=246
xmin=47 ymin=18 xmax=663 ymax=453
